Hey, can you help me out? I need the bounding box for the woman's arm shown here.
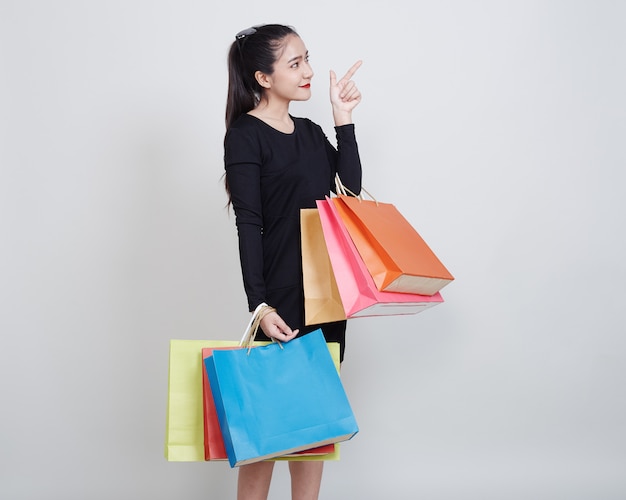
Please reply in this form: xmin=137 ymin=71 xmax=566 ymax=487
xmin=326 ymin=124 xmax=362 ymax=195
xmin=327 ymin=61 xmax=363 ymax=194
xmin=224 ymin=127 xmax=267 ymax=312
xmin=224 ymin=126 xmax=299 ymax=341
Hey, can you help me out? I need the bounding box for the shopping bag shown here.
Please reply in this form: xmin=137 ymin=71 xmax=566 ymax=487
xmin=165 ymin=338 xmax=340 ymax=462
xmin=205 ymin=329 xmax=358 ymax=467
xmin=202 ymin=345 xmax=240 ymax=460
xmin=202 ymin=345 xmax=338 ymax=461
xmin=316 ymin=198 xmax=443 ymax=318
xmin=165 ymin=339 xmax=240 ymax=462
xmin=332 ymin=194 xmax=454 ymax=296
xmin=301 ymin=208 xmax=347 ymax=325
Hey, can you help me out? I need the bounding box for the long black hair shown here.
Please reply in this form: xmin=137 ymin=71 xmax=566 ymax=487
xmin=225 ymin=24 xmax=298 ymax=129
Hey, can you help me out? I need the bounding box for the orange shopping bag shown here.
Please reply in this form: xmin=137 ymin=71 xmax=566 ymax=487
xmin=332 ymin=193 xmax=454 ymax=296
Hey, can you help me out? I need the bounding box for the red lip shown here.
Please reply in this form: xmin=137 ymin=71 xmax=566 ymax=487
xmin=300 ymin=84 xmax=311 ymax=88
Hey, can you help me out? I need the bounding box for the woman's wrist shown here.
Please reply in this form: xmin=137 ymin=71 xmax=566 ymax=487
xmin=332 ymin=109 xmax=353 ymax=127
xmin=252 ymin=302 xmax=269 ymax=315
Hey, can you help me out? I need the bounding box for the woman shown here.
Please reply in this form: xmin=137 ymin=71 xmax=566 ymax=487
xmin=224 ymin=24 xmax=363 ymax=500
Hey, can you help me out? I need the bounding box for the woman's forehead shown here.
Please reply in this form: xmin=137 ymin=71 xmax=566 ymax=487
xmin=277 ymin=34 xmax=308 ymax=61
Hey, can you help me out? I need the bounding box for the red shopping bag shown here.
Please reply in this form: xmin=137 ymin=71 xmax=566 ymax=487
xmin=332 ymin=194 xmax=454 ymax=296
xmin=202 ymin=346 xmax=239 ymax=460
xmin=316 ymin=198 xmax=443 ymax=318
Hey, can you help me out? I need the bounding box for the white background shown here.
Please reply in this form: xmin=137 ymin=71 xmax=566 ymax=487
xmin=1 ymin=1 xmax=625 ymax=499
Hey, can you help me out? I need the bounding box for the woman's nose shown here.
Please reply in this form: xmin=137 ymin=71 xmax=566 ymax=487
xmin=304 ymin=62 xmax=314 ymax=79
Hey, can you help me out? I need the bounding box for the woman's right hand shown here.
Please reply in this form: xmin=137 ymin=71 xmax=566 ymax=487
xmin=260 ymin=310 xmax=299 ymax=341
xmin=329 ymin=60 xmax=363 ymax=126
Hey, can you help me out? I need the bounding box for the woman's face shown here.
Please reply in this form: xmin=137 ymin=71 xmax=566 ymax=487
xmin=263 ymin=34 xmax=314 ymax=103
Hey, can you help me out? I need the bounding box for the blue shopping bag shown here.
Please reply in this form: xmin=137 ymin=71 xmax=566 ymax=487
xmin=205 ymin=329 xmax=358 ymax=467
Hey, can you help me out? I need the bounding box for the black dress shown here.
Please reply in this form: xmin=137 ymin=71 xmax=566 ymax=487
xmin=224 ymin=114 xmax=362 ymax=361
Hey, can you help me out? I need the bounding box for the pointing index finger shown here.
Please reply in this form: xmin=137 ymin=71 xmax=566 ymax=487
xmin=339 ymin=60 xmax=363 ymax=82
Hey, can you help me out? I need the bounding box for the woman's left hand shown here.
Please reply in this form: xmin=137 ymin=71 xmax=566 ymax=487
xmin=330 ymin=60 xmax=363 ymax=125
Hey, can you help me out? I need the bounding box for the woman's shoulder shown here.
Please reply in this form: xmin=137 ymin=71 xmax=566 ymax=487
xmin=228 ymin=113 xmax=260 ymax=132
xmin=292 ymin=115 xmax=317 ymax=127
xmin=225 ymin=114 xmax=263 ymax=147
xmin=292 ymin=116 xmax=324 ymax=135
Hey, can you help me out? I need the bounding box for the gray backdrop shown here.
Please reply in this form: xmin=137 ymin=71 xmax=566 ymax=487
xmin=1 ymin=1 xmax=625 ymax=499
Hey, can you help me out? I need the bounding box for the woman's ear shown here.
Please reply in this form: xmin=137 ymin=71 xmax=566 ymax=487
xmin=254 ymin=71 xmax=271 ymax=89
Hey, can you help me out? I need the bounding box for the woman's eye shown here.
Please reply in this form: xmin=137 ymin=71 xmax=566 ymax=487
xmin=291 ymin=56 xmax=309 ymax=69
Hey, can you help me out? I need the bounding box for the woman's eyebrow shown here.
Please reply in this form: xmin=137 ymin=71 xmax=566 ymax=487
xmin=287 ymin=51 xmax=308 ymax=64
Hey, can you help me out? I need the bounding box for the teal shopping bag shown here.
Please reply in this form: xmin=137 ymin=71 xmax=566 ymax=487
xmin=205 ymin=329 xmax=359 ymax=467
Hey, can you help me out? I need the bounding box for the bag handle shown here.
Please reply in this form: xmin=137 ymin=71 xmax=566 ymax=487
xmin=239 ymin=302 xmax=282 ymax=353
xmin=334 ymin=174 xmax=378 ymax=205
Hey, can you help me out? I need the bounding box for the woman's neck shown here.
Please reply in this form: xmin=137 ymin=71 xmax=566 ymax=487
xmin=248 ymin=99 xmax=294 ymax=133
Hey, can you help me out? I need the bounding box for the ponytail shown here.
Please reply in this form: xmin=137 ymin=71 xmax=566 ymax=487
xmin=225 ymin=42 xmax=257 ymax=129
